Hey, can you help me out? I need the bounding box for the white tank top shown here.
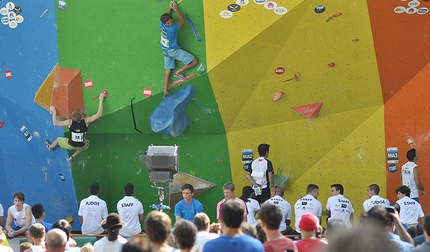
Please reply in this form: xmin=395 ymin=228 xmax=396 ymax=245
xmin=9 ymin=203 xmax=35 ymax=227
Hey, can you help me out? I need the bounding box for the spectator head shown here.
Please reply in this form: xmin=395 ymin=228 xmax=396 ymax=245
xmin=13 ymin=191 xmax=25 ymax=202
xmin=124 ymin=183 xmax=134 ymax=196
xmin=255 ymin=220 xmax=267 ymax=243
xmin=241 ymin=222 xmax=257 ymax=238
xmin=160 ymin=13 xmax=173 ymax=25
xmin=121 ymin=237 xmax=151 ymax=252
xmin=367 ymin=184 xmax=380 ymax=197
xmin=181 ymin=184 xmax=195 ymax=194
xmin=273 ymin=186 xmax=284 ymax=197
xmin=19 ymin=242 xmax=32 ymax=252
xmin=240 ymin=186 xmax=253 ymax=201
xmin=306 ymin=184 xmax=319 ymax=198
xmin=330 ymin=184 xmax=344 ymax=195
xmin=193 ymin=212 xmax=210 ymax=232
xmin=172 ymin=219 xmax=197 ymax=250
xmin=299 ymin=213 xmax=319 ymax=232
xmin=422 ymin=213 xmax=430 ymax=236
xmin=326 ymin=219 xmax=346 ymax=241
xmin=259 ymin=203 xmax=282 ymax=230
xmin=101 ymin=213 xmax=125 ymax=242
xmin=396 ymin=185 xmax=410 ymax=198
xmin=323 ymin=226 xmax=398 ymax=252
xmin=220 ymin=200 xmax=243 ymax=228
xmin=406 ymin=149 xmax=417 ymax=161
xmin=32 ymin=203 xmax=45 ymax=219
xmin=222 ymin=182 xmax=235 ymax=200
xmin=365 ymin=205 xmax=392 ymax=233
xmin=79 ymin=243 xmax=94 ymax=252
xmin=145 ymin=211 xmax=172 ymax=244
xmin=71 ymin=109 xmax=84 ymax=122
xmin=89 ymin=183 xmax=100 ymax=195
xmin=258 ymin=144 xmax=270 ymax=157
xmin=52 ymin=219 xmax=72 ymax=241
xmin=30 ymin=223 xmax=46 ymax=239
xmin=46 ymin=228 xmax=67 ymax=252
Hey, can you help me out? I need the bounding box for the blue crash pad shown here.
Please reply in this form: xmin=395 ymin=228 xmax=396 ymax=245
xmin=149 ymin=85 xmax=195 ymax=137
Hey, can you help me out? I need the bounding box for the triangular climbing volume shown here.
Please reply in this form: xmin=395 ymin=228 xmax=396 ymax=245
xmin=292 ymin=102 xmax=323 ymax=118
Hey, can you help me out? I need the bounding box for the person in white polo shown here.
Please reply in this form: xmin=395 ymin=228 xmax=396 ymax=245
xmin=294 ymin=184 xmax=322 ymax=233
xmin=363 ymin=184 xmax=390 ymax=212
xmin=326 ymin=184 xmax=354 ymax=227
xmin=117 ymin=183 xmax=144 ymax=237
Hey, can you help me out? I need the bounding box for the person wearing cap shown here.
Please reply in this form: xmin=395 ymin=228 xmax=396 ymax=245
xmin=294 ymin=184 xmax=322 ymax=234
xmin=117 ymin=183 xmax=144 ymax=237
xmin=363 ymin=184 xmax=390 ymax=212
xmin=295 ymin=213 xmax=327 ymax=252
xmin=78 ymin=183 xmax=108 ymax=235
xmin=93 ymin=213 xmax=127 ymax=252
xmin=245 ymin=143 xmax=275 ymax=204
xmin=259 ymin=203 xmax=297 ymax=252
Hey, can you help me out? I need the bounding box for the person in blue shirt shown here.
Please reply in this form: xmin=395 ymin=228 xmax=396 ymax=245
xmin=175 ymin=183 xmax=203 ymax=222
xmin=29 ymin=204 xmax=53 ymax=233
xmin=203 ymin=200 xmax=264 ymax=252
xmin=160 ymin=1 xmax=198 ymax=98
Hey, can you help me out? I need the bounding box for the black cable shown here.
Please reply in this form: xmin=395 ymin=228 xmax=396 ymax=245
xmin=130 ymin=97 xmax=143 ymax=134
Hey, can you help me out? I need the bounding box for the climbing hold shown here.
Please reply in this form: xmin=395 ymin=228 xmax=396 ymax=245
xmin=0 ymin=122 xmax=4 ymax=128
xmin=314 ymin=5 xmax=325 ymax=13
xmin=292 ymin=102 xmax=323 ymax=118
xmin=328 ymin=62 xmax=335 ymax=68
xmin=101 ymin=90 xmax=108 ymax=98
xmin=57 ymin=0 xmax=66 ymax=10
xmin=272 ymin=92 xmax=284 ymax=102
xmin=84 ymin=79 xmax=93 ymax=89
xmin=143 ymin=87 xmax=152 ymax=97
xmin=275 ymin=67 xmax=285 ymax=75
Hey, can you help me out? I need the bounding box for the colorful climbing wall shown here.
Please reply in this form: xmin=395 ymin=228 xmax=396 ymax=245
xmin=0 ymin=0 xmax=80 ymax=229
xmin=1 ymin=0 xmax=429 ymax=231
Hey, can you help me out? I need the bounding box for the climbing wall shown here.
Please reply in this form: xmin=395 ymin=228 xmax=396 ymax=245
xmin=1 ymin=0 xmax=429 ymax=231
xmin=205 ymin=0 xmax=387 ymax=225
xmin=0 ymin=0 xmax=80 ymax=229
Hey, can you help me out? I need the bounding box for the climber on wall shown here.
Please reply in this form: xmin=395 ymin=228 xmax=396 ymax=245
xmin=160 ymin=1 xmax=198 ymax=98
xmin=45 ymin=92 xmax=105 ymax=164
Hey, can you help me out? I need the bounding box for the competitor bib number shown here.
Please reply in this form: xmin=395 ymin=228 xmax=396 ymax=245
xmin=71 ymin=132 xmax=85 ymax=142
xmin=160 ymin=36 xmax=170 ymax=48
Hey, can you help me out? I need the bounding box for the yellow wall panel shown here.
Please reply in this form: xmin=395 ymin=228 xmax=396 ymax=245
xmin=230 ymin=106 xmax=386 ymax=225
xmin=204 ymin=0 xmax=305 ymax=70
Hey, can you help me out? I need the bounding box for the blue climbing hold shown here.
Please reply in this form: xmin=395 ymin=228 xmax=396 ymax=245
xmin=149 ymin=85 xmax=195 ymax=137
